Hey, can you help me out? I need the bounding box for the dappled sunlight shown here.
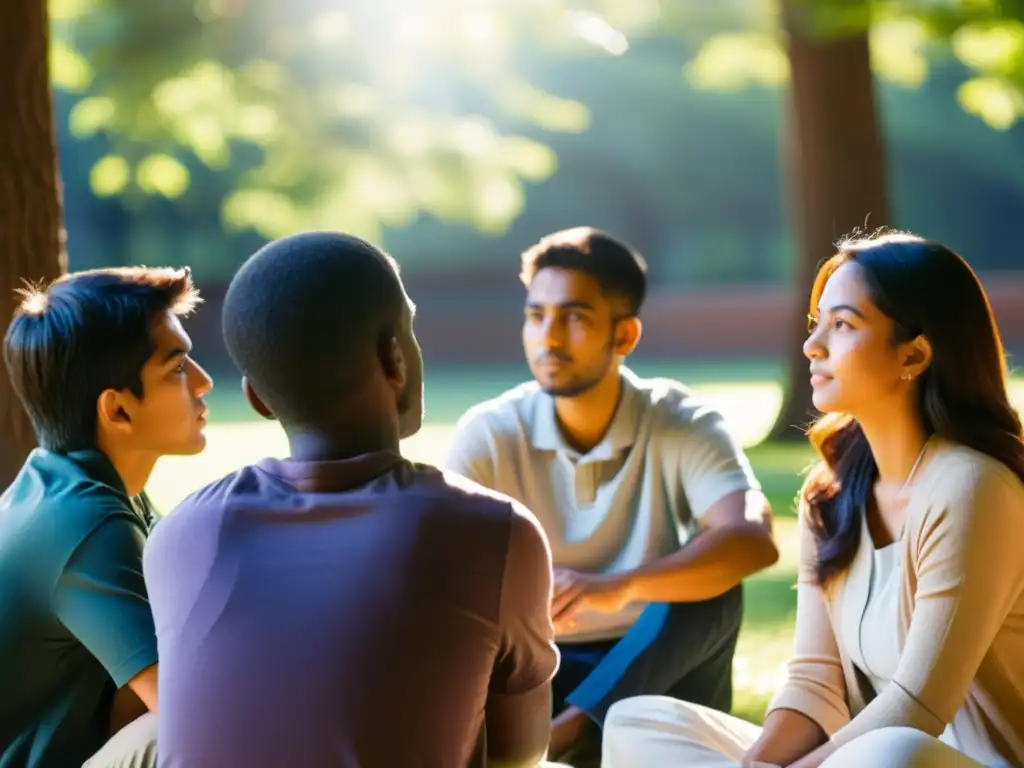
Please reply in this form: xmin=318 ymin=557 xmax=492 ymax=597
xmin=952 ymin=20 xmax=1024 ymax=130
xmin=958 ymin=77 xmax=1023 ymax=131
xmin=686 ymin=33 xmax=789 ymax=91
xmin=51 ymin=0 xmax=651 ymax=241
xmin=689 ymin=381 xmax=782 ymax=447
xmin=870 ymin=18 xmax=930 ymax=88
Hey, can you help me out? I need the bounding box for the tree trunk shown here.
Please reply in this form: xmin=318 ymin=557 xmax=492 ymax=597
xmin=768 ymin=1 xmax=891 ymax=441
xmin=0 ymin=0 xmax=67 ymax=486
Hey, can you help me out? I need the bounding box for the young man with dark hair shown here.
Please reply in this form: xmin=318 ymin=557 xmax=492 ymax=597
xmin=143 ymin=231 xmax=562 ymax=768
xmin=445 ymin=226 xmax=780 ymax=762
xmin=0 ymin=267 xmax=212 ymax=768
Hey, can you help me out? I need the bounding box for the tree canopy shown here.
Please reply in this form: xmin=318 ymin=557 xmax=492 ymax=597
xmin=682 ymin=0 xmax=1024 ymax=133
xmin=51 ymin=0 xmax=609 ymax=242
xmin=48 ymin=0 xmax=1024 ymax=245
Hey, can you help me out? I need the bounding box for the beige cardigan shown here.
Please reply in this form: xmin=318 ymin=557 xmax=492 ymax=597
xmin=767 ymin=439 xmax=1024 ymax=766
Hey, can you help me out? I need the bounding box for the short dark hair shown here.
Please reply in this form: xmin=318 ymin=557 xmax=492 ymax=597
xmin=222 ymin=231 xmax=406 ymax=425
xmin=520 ymin=227 xmax=648 ymax=316
xmin=3 ymin=267 xmax=200 ymax=452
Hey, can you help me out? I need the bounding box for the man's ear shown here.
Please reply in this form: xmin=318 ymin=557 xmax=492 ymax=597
xmin=242 ymin=377 xmax=276 ymax=421
xmin=613 ymin=316 xmax=642 ymax=357
xmin=381 ymin=336 xmax=408 ymax=399
xmin=96 ymin=389 xmax=134 ymax=436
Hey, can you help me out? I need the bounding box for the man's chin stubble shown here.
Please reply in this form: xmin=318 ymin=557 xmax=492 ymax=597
xmin=540 ymin=379 xmax=600 ymax=398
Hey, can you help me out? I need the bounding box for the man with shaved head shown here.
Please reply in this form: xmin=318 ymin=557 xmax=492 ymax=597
xmin=144 ymin=231 xmax=565 ymax=768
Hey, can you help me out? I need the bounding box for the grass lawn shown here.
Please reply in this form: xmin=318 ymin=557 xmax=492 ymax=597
xmin=147 ymin=366 xmax=1024 ymax=724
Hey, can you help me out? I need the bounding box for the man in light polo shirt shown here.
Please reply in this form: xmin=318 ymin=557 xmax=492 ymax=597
xmin=445 ymin=227 xmax=779 ymax=762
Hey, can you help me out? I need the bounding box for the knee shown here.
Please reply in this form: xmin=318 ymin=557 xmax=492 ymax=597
xmin=604 ymin=696 xmax=732 ymax=766
xmin=604 ymin=696 xmax=679 ymax=761
xmin=824 ymin=727 xmax=958 ymax=768
xmin=605 ymin=695 xmax=710 ymax=736
xmin=606 ymin=695 xmax=675 ymax=728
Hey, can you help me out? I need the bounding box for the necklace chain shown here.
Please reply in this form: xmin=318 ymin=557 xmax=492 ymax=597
xmin=900 ymin=437 xmax=931 ymax=494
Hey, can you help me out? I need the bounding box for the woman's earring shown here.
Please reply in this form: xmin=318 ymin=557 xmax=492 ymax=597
xmin=901 ymin=373 xmax=912 ymax=381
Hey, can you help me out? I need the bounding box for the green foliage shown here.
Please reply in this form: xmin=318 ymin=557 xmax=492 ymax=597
xmin=679 ymin=0 xmax=1024 ymax=132
xmin=44 ymin=0 xmax=1024 ymax=251
xmin=58 ymin=33 xmax=1024 ymax=281
xmin=49 ymin=0 xmax=617 ymax=241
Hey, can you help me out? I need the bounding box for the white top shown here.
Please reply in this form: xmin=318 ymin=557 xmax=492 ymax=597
xmin=846 ymin=543 xmax=902 ymax=693
xmin=840 ymin=536 xmax=1008 ymax=765
xmin=444 ymin=366 xmax=760 ymax=642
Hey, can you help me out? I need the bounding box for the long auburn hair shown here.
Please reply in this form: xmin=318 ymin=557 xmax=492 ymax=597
xmin=802 ymin=232 xmax=1024 ymax=585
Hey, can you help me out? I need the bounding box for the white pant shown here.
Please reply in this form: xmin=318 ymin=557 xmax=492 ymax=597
xmin=80 ymin=715 xmax=573 ymax=768
xmin=602 ymin=696 xmax=987 ymax=768
xmin=82 ymin=713 xmax=157 ymax=768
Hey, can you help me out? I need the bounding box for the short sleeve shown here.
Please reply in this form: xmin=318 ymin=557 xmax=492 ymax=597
xmin=53 ymin=513 xmax=158 ymax=687
xmin=674 ymin=401 xmax=760 ymax=519
xmin=486 ymin=503 xmax=558 ymax=761
xmin=490 ymin=504 xmax=559 ymax=697
xmin=445 ymin=410 xmax=498 ymax=487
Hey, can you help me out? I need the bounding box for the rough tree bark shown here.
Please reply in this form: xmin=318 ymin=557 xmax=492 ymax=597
xmin=0 ymin=0 xmax=67 ymax=486
xmin=768 ymin=1 xmax=891 ymax=441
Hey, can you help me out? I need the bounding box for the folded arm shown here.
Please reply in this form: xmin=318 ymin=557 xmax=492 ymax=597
xmin=622 ymin=405 xmax=778 ymax=603
xmin=621 ymin=489 xmax=778 ymax=603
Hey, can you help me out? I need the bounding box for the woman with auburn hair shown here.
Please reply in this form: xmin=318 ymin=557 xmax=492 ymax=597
xmin=599 ymin=232 xmax=1024 ymax=768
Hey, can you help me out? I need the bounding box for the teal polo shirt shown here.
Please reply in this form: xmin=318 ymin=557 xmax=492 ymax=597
xmin=0 ymin=448 xmax=158 ymax=768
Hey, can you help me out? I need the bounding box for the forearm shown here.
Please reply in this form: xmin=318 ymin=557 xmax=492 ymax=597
xmin=109 ymin=685 xmax=150 ymax=735
xmin=785 ymin=740 xmax=838 ymax=768
xmin=125 ymin=663 xmax=159 ymax=714
xmin=745 ymin=708 xmax=828 ymax=768
xmin=622 ymin=523 xmax=778 ymax=604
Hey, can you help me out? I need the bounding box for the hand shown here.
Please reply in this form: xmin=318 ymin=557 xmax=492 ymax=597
xmin=741 ymin=753 xmax=781 ymax=768
xmin=741 ymin=744 xmax=788 ymax=768
xmin=551 ymin=568 xmax=633 ymax=632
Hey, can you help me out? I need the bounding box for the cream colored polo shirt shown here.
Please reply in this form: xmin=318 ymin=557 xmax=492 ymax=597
xmin=444 ymin=367 xmax=760 ymax=642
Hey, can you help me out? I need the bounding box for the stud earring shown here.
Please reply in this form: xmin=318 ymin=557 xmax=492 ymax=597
xmin=901 ymin=373 xmax=912 ymax=381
